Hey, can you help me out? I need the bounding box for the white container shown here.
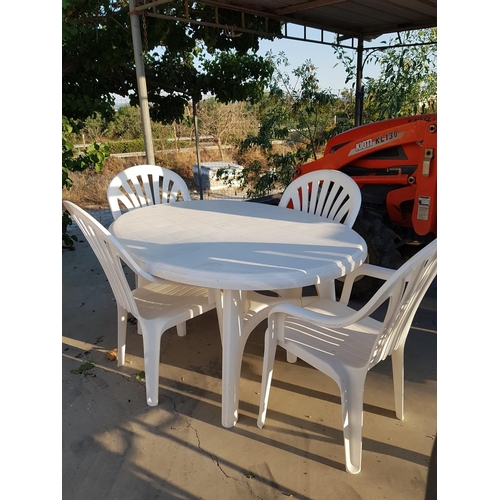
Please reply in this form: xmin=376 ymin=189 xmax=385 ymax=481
xmin=192 ymin=162 xmax=243 ymax=190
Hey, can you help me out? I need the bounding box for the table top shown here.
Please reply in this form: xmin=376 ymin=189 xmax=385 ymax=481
xmin=109 ymin=200 xmax=367 ymax=291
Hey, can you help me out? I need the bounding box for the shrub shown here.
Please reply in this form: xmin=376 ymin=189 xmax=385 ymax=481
xmin=104 ymin=139 xmax=193 ymax=155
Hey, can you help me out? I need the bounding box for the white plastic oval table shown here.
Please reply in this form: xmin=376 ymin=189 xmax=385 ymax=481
xmin=109 ymin=200 xmax=367 ymax=428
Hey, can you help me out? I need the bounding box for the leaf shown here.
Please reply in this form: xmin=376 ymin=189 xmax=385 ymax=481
xmin=70 ymin=362 xmax=95 ymax=374
xmin=105 ymin=348 xmax=118 ymax=361
xmin=135 ymin=371 xmax=146 ymax=381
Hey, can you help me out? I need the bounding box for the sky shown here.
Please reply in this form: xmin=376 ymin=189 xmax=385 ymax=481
xmin=255 ymin=29 xmax=389 ymax=92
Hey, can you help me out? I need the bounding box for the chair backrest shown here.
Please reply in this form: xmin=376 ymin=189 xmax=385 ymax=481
xmin=107 ymin=164 xmax=192 ymax=220
xmin=63 ymin=200 xmax=156 ymax=318
xmin=343 ymin=239 xmax=437 ymax=369
xmin=279 ymin=170 xmax=362 ymax=227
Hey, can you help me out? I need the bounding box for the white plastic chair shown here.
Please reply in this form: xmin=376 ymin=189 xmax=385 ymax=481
xmin=107 ymin=164 xmax=191 ymax=221
xmin=279 ymin=169 xmax=362 ymax=227
xmin=63 ymin=200 xmax=216 ymax=407
xmin=275 ymin=170 xmax=362 ymax=299
xmin=107 ymin=164 xmax=193 ymax=336
xmin=257 ymin=239 xmax=437 ymax=474
xmin=271 ymin=170 xmax=363 ymax=363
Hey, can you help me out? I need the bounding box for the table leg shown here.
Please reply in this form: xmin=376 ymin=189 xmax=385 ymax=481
xmin=315 ymin=279 xmax=336 ymax=300
xmin=221 ymin=289 xmax=245 ymax=428
xmin=218 ymin=289 xmax=312 ymax=428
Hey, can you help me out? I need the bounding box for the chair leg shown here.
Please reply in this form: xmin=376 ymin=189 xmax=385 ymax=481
xmin=315 ymin=279 xmax=336 ymax=300
xmin=340 ymin=372 xmax=366 ymax=474
xmin=135 ymin=273 xmax=150 ymax=336
xmin=117 ymin=306 xmax=127 ymax=367
xmin=207 ymin=288 xmax=218 ymax=306
xmin=281 ymin=290 xmax=298 ymax=364
xmin=257 ymin=329 xmax=278 ymax=428
xmin=176 ymin=322 xmax=187 ymax=337
xmin=215 ymin=289 xmax=224 ymax=342
xmin=391 ymin=346 xmax=405 ymax=420
xmin=141 ymin=324 xmax=162 ymax=407
xmin=285 ymin=295 xmax=317 ymax=364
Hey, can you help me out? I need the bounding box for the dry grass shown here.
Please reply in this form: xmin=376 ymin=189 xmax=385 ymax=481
xmin=62 ymin=147 xmax=243 ymax=209
xmin=62 ymin=143 xmax=298 ymax=210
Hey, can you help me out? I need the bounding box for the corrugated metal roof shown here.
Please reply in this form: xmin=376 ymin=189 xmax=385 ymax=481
xmin=137 ymin=1 xmax=437 ymax=42
xmin=198 ymin=0 xmax=436 ymax=40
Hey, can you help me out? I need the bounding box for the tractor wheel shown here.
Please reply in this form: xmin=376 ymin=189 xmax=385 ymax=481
xmin=341 ymin=209 xmax=402 ymax=300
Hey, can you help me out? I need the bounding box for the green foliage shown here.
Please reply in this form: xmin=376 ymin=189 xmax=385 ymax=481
xmin=62 ymin=1 xmax=278 ymax=247
xmin=63 ymin=1 xmax=130 ymax=248
xmin=146 ymin=48 xmax=276 ymax=125
xmin=105 ymin=139 xmax=192 ymax=154
xmin=79 ymin=113 xmax=108 ymax=142
xmin=107 ymin=106 xmax=144 ymax=140
xmin=63 ymin=118 xmax=109 ymax=188
xmin=333 ymin=28 xmax=437 ymax=120
xmin=200 ymin=51 xmax=274 ymax=104
xmin=364 ymin=29 xmax=437 ymax=119
xmin=62 ymin=116 xmax=109 ymax=248
xmin=232 ymin=54 xmax=340 ymax=198
xmin=80 ymin=106 xmax=178 ymax=143
xmin=63 ymin=1 xmax=278 ymax=129
xmin=254 ymin=53 xmax=339 ymax=158
xmin=217 ymin=146 xmax=313 ymax=200
xmin=239 ymin=150 xmax=311 ymax=199
xmin=63 ymin=0 xmax=133 ymax=122
xmin=333 ymin=89 xmax=356 ymax=132
xmin=105 ymin=139 xmax=145 ymax=154
xmin=70 ymin=362 xmax=95 ymax=375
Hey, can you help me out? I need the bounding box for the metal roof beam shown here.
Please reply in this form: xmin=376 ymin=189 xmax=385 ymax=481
xmin=276 ymin=0 xmax=347 ymax=16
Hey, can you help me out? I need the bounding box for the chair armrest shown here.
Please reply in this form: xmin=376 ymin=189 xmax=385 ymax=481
xmin=116 ymin=245 xmax=173 ymax=287
xmin=268 ymin=301 xmax=359 ymax=332
xmin=339 ymin=263 xmax=395 ymax=304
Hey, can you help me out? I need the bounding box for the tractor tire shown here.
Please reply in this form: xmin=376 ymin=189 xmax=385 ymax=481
xmin=342 ymin=209 xmax=402 ymax=300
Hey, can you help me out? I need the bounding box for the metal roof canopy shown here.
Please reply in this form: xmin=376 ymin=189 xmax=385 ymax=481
xmin=129 ymin=0 xmax=437 ymax=164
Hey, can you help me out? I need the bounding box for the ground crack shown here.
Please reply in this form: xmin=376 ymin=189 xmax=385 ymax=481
xmin=244 ymin=481 xmax=266 ymax=500
xmin=164 ymin=395 xmax=233 ymax=479
xmin=186 ymin=418 xmax=234 ymax=479
xmin=185 ymin=418 xmax=266 ymax=499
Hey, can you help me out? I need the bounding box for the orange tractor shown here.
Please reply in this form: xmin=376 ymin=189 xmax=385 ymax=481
xmin=294 ymin=113 xmax=437 ymax=294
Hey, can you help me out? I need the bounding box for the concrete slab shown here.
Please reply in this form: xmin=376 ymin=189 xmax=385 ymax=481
xmin=62 ymin=218 xmax=437 ymax=500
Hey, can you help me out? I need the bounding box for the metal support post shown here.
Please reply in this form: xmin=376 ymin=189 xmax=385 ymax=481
xmin=129 ymin=0 xmax=155 ymax=164
xmin=193 ymin=100 xmax=204 ymax=200
xmin=354 ymin=37 xmax=364 ymax=127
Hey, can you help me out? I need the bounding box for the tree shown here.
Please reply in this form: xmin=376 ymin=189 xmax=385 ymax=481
xmin=231 ymin=53 xmax=340 ymax=198
xmin=333 ymin=28 xmax=437 ymax=121
xmin=62 ymin=1 xmax=128 ymax=246
xmin=62 ymin=0 xmax=278 ymax=245
xmin=255 ymin=53 xmax=339 ymax=160
xmin=364 ymin=29 xmax=437 ymax=119
xmin=333 ymin=89 xmax=357 ymax=133
xmin=197 ymin=99 xmax=259 ymax=160
xmin=63 ymin=0 xmax=134 ymax=123
xmin=64 ymin=0 xmax=277 ymax=125
xmin=107 ymin=105 xmax=144 ymax=140
xmin=62 ymin=117 xmax=109 ymax=248
xmin=80 ymin=113 xmax=108 ymax=143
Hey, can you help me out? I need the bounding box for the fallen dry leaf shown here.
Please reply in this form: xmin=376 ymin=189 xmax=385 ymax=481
xmin=105 ymin=348 xmax=118 ymax=361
